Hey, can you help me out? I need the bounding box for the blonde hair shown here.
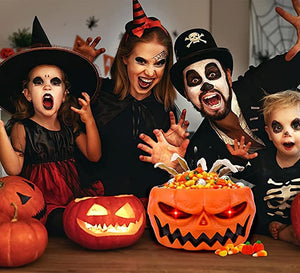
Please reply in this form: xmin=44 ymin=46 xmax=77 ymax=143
xmin=110 ymin=27 xmax=176 ymax=110
xmin=263 ymin=90 xmax=300 ymax=124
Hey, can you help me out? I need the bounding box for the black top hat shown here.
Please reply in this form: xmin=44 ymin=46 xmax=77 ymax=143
xmin=0 ymin=17 xmax=100 ymax=114
xmin=170 ymin=28 xmax=233 ymax=97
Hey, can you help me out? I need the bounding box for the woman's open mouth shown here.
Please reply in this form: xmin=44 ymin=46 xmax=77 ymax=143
xmin=138 ymin=76 xmax=154 ymax=90
xmin=43 ymin=94 xmax=54 ymax=110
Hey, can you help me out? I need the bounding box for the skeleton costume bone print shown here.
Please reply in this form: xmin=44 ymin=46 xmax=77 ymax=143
xmin=234 ymin=146 xmax=300 ymax=235
xmin=264 ymin=177 xmax=300 ymax=218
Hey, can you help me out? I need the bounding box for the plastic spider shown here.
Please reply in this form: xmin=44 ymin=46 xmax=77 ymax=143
xmin=86 ymin=16 xmax=99 ymax=30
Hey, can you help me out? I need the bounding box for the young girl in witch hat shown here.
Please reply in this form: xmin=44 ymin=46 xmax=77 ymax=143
xmin=0 ymin=17 xmax=103 ymax=235
xmin=73 ymin=0 xmax=189 ymax=206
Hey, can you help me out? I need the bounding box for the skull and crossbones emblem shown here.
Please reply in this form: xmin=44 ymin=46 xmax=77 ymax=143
xmin=185 ymin=32 xmax=207 ymax=48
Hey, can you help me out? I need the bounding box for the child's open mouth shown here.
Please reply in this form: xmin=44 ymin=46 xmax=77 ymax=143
xmin=43 ymin=94 xmax=54 ymax=110
xmin=283 ymin=142 xmax=295 ymax=150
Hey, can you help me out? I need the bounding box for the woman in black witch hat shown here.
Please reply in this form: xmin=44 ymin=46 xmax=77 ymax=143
xmin=74 ymin=0 xmax=189 ymax=206
xmin=0 ymin=17 xmax=104 ymax=235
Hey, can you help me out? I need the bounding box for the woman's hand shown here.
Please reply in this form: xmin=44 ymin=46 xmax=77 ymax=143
xmin=138 ymin=129 xmax=190 ymax=169
xmin=163 ymin=110 xmax=190 ymax=147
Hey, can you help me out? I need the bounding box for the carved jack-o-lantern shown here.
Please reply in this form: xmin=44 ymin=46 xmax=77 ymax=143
xmin=0 ymin=176 xmax=46 ymax=224
xmin=148 ymin=186 xmax=256 ymax=251
xmin=63 ymin=195 xmax=146 ymax=250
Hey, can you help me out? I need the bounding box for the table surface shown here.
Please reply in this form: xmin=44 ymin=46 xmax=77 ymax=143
xmin=2 ymin=229 xmax=300 ymax=273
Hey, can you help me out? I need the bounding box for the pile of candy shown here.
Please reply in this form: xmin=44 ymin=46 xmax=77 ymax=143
xmin=215 ymin=240 xmax=267 ymax=257
xmin=163 ymin=167 xmax=244 ymax=190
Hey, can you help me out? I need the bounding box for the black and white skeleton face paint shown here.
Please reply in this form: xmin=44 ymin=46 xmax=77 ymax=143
xmin=183 ymin=59 xmax=232 ymax=120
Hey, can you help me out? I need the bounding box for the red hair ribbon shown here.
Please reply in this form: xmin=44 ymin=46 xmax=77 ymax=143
xmin=131 ymin=18 xmax=168 ymax=38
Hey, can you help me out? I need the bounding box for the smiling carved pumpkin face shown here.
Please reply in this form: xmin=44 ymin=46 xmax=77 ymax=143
xmin=63 ymin=195 xmax=146 ymax=250
xmin=147 ymin=186 xmax=256 ymax=251
xmin=0 ymin=176 xmax=46 ymax=224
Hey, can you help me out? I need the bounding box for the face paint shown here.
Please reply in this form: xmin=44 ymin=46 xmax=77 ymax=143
xmin=266 ymin=106 xmax=300 ymax=159
xmin=183 ymin=59 xmax=232 ymax=120
xmin=123 ymin=41 xmax=167 ymax=100
xmin=24 ymin=65 xmax=67 ymax=116
xmin=291 ymin=118 xmax=300 ymax=131
xmin=32 ymin=76 xmax=62 ymax=87
xmin=153 ymin=50 xmax=167 ymax=64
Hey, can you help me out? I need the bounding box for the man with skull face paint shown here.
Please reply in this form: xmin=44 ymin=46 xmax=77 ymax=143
xmin=138 ymin=1 xmax=300 ymax=171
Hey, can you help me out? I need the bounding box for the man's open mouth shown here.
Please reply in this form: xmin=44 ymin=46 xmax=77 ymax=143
xmin=202 ymin=93 xmax=222 ymax=108
xmin=43 ymin=94 xmax=54 ymax=110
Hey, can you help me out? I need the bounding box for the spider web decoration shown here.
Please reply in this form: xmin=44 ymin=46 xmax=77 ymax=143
xmin=250 ymin=0 xmax=297 ymax=65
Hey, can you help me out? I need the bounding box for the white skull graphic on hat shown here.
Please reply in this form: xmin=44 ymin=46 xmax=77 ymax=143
xmin=185 ymin=32 xmax=207 ymax=48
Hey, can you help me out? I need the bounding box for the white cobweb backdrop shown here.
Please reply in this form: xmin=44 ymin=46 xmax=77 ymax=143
xmin=250 ymin=0 xmax=297 ymax=66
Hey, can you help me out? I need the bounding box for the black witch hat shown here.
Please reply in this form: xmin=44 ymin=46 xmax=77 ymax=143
xmin=0 ymin=17 xmax=100 ymax=114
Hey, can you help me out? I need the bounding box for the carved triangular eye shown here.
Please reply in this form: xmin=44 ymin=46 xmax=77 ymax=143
xmin=23 ymin=180 xmax=35 ymax=190
xmin=115 ymin=203 xmax=135 ymax=219
xmin=87 ymin=204 xmax=108 ymax=216
xmin=17 ymin=192 xmax=31 ymax=205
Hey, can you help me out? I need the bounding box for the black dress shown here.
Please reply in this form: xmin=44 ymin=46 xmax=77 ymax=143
xmin=79 ymin=78 xmax=175 ymax=199
xmin=20 ymin=118 xmax=104 ymax=220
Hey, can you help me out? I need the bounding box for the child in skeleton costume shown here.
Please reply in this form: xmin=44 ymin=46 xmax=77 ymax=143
xmin=231 ymin=90 xmax=300 ymax=245
xmin=0 ymin=17 xmax=103 ymax=235
xmin=73 ymin=0 xmax=189 ymax=203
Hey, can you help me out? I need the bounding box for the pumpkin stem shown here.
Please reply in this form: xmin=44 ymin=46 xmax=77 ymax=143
xmin=0 ymin=180 xmax=4 ymax=188
xmin=10 ymin=202 xmax=18 ymax=223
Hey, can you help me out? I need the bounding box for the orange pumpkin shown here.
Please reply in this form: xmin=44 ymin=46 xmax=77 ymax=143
xmin=63 ymin=195 xmax=146 ymax=250
xmin=291 ymin=193 xmax=300 ymax=241
xmin=147 ymin=186 xmax=256 ymax=251
xmin=0 ymin=203 xmax=48 ymax=267
xmin=0 ymin=176 xmax=46 ymax=224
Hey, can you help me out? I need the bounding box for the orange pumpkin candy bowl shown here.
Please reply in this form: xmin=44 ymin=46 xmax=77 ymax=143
xmin=147 ymin=163 xmax=256 ymax=251
xmin=63 ymin=195 xmax=146 ymax=250
xmin=0 ymin=176 xmax=46 ymax=224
